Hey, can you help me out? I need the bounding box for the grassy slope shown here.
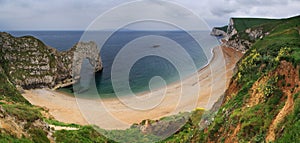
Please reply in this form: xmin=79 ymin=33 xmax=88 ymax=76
xmin=215 ymin=25 xmax=228 ymax=32
xmin=0 ymin=66 xmax=49 ymax=142
xmin=231 ymin=18 xmax=278 ymax=33
xmin=193 ymin=16 xmax=300 ymax=142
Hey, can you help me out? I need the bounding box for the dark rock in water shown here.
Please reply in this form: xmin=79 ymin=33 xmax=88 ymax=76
xmin=0 ymin=32 xmax=103 ymax=90
xmin=152 ymin=45 xmax=160 ymax=48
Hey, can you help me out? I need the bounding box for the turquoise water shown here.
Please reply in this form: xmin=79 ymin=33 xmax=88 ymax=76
xmin=9 ymin=30 xmax=217 ymax=98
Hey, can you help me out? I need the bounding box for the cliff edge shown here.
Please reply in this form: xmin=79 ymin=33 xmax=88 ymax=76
xmin=0 ymin=32 xmax=102 ymax=90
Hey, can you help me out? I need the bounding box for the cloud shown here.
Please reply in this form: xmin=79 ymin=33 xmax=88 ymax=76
xmin=207 ymin=0 xmax=300 ymax=18
xmin=0 ymin=0 xmax=299 ymax=30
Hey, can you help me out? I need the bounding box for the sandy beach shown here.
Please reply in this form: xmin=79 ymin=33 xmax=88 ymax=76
xmin=22 ymin=46 xmax=242 ymax=130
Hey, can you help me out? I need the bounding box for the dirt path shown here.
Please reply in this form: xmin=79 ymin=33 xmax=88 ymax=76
xmin=48 ymin=125 xmax=78 ymax=131
xmin=266 ymin=90 xmax=294 ymax=142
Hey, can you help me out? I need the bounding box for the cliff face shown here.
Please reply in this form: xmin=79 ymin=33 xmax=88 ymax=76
xmin=210 ymin=28 xmax=227 ymax=37
xmin=0 ymin=32 xmax=102 ymax=89
xmin=212 ymin=18 xmax=273 ymax=53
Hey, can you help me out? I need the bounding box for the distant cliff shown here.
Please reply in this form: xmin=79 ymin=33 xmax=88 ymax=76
xmin=0 ymin=32 xmax=102 ymax=90
xmin=211 ymin=17 xmax=278 ymax=53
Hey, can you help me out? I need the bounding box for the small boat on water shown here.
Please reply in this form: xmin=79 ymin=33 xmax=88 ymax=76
xmin=152 ymin=45 xmax=160 ymax=48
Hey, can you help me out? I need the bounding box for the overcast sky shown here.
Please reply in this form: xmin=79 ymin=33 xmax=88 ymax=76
xmin=0 ymin=0 xmax=299 ymax=30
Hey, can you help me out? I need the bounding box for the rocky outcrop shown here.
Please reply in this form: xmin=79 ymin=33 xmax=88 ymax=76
xmin=210 ymin=28 xmax=227 ymax=37
xmin=211 ymin=18 xmax=269 ymax=53
xmin=222 ymin=37 xmax=252 ymax=52
xmin=0 ymin=105 xmax=50 ymax=140
xmin=226 ymin=18 xmax=237 ymax=38
xmin=0 ymin=32 xmax=102 ymax=89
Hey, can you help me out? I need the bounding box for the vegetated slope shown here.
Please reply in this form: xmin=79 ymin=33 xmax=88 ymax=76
xmin=230 ymin=17 xmax=278 ymax=33
xmin=0 ymin=65 xmax=51 ymax=142
xmin=181 ymin=15 xmax=300 ymax=142
xmin=214 ymin=16 xmax=299 ymax=52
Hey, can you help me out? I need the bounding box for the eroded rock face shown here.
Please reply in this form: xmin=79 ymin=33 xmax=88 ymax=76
xmin=211 ymin=18 xmax=269 ymax=53
xmin=0 ymin=32 xmax=102 ymax=89
xmin=210 ymin=28 xmax=227 ymax=37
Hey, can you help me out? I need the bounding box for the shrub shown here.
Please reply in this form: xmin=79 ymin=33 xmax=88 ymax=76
xmin=2 ymin=104 xmax=42 ymax=122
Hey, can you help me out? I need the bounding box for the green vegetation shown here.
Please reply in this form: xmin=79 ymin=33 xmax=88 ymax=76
xmin=0 ymin=133 xmax=32 ymax=143
xmin=162 ymin=108 xmax=205 ymax=142
xmin=2 ymin=103 xmax=42 ymax=122
xmin=54 ymin=126 xmax=113 ymax=143
xmin=44 ymin=118 xmax=81 ymax=128
xmin=194 ymin=15 xmax=300 ymax=142
xmin=98 ymin=112 xmax=190 ymax=143
xmin=0 ymin=66 xmax=29 ymax=104
xmin=215 ymin=25 xmax=228 ymax=32
xmin=231 ymin=17 xmax=278 ymax=33
xmin=28 ymin=128 xmax=50 ymax=143
xmin=275 ymin=97 xmax=300 ymax=143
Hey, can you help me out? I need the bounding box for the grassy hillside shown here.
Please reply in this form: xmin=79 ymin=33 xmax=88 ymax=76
xmin=188 ymin=15 xmax=300 ymax=142
xmin=215 ymin=25 xmax=228 ymax=32
xmin=0 ymin=66 xmax=29 ymax=104
xmin=231 ymin=17 xmax=278 ymax=33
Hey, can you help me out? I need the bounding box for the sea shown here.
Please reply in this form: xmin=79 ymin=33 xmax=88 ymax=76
xmin=8 ymin=30 xmax=219 ymax=98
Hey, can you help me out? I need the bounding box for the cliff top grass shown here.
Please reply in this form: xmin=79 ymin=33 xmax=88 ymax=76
xmin=231 ymin=17 xmax=278 ymax=33
xmin=232 ymin=15 xmax=300 ymax=34
xmin=215 ymin=25 xmax=228 ymax=32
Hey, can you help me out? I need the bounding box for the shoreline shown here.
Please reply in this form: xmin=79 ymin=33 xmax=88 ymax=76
xmin=22 ymin=46 xmax=243 ymax=130
xmin=58 ymin=46 xmax=215 ymax=100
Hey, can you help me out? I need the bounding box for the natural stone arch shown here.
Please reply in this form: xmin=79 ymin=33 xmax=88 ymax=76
xmin=72 ymin=41 xmax=103 ymax=81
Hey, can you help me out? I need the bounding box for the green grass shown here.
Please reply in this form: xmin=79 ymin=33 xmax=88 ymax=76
xmin=44 ymin=118 xmax=81 ymax=128
xmin=215 ymin=25 xmax=228 ymax=32
xmin=54 ymin=126 xmax=114 ymax=143
xmin=0 ymin=132 xmax=32 ymax=143
xmin=232 ymin=17 xmax=278 ymax=33
xmin=2 ymin=103 xmax=42 ymax=122
xmin=0 ymin=66 xmax=29 ymax=104
xmin=275 ymin=97 xmax=300 ymax=143
xmin=28 ymin=128 xmax=50 ymax=143
xmin=162 ymin=109 xmax=205 ymax=142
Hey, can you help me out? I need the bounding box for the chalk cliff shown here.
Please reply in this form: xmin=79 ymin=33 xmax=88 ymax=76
xmin=0 ymin=32 xmax=102 ymax=89
xmin=211 ymin=18 xmax=271 ymax=53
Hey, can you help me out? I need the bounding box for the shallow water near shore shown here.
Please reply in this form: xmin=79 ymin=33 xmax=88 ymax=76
xmin=9 ymin=30 xmax=219 ymax=98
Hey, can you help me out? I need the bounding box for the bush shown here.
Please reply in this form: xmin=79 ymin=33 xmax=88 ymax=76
xmin=0 ymin=132 xmax=32 ymax=143
xmin=2 ymin=104 xmax=42 ymax=122
xmin=44 ymin=118 xmax=80 ymax=128
xmin=29 ymin=128 xmax=50 ymax=143
xmin=54 ymin=126 xmax=113 ymax=143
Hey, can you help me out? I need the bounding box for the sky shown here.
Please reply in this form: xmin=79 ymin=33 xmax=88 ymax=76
xmin=0 ymin=0 xmax=299 ymax=30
